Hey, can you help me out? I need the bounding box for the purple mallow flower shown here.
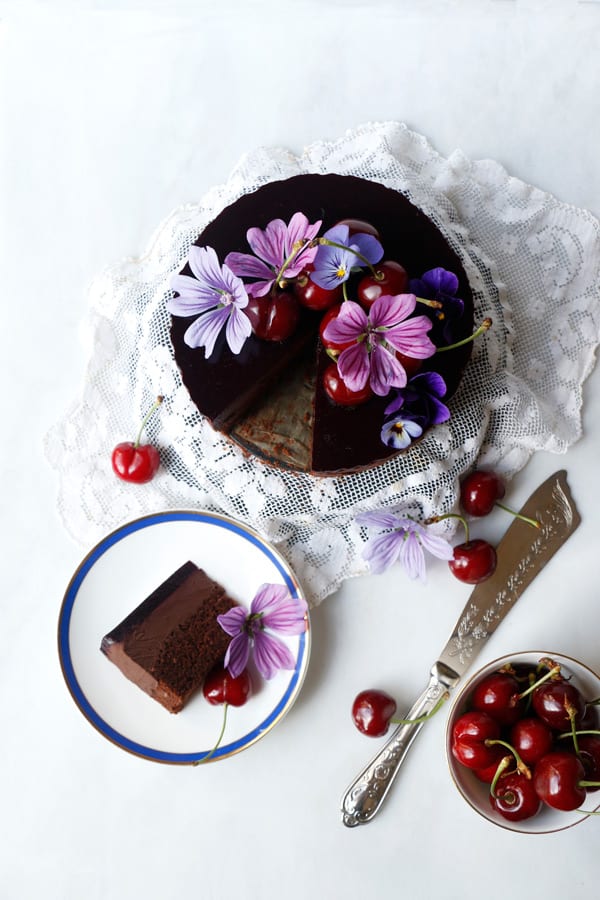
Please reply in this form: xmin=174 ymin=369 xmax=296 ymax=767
xmin=225 ymin=212 xmax=322 ymax=298
xmin=310 ymin=223 xmax=383 ymax=290
xmin=168 ymin=246 xmax=252 ymax=358
xmin=356 ymin=509 xmax=454 ymax=581
xmin=409 ymin=267 xmax=464 ymax=344
xmin=322 ymin=295 xmax=436 ymax=396
xmin=217 ymin=584 xmax=308 ymax=681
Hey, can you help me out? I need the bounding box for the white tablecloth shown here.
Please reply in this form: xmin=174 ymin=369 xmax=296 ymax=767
xmin=3 ymin=2 xmax=600 ymax=898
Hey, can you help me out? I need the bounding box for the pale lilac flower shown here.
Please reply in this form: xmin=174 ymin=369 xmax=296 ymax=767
xmin=225 ymin=212 xmax=322 ymax=297
xmin=380 ymin=414 xmax=423 ymax=450
xmin=322 ymin=295 xmax=436 ymax=396
xmin=168 ymin=246 xmax=252 ymax=358
xmin=356 ymin=509 xmax=454 ymax=580
xmin=217 ymin=584 xmax=308 ymax=680
xmin=310 ymin=223 xmax=383 ymax=290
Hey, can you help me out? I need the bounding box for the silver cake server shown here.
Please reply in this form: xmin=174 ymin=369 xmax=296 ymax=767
xmin=341 ymin=469 xmax=580 ymax=827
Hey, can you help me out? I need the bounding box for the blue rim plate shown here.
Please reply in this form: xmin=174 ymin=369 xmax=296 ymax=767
xmin=58 ymin=510 xmax=310 ymax=764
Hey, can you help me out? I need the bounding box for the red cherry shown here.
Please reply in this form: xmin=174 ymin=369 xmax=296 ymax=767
xmin=509 ymin=717 xmax=554 ymax=765
xmin=352 ymin=689 xmax=397 ymax=737
xmin=111 ymin=396 xmax=163 ymax=484
xmin=245 ymin=290 xmax=300 ymax=341
xmin=490 ymin=772 xmax=542 ymax=822
xmin=449 ymin=539 xmax=497 ymax=584
xmin=460 ymin=470 xmax=506 ymax=517
xmin=473 ymin=748 xmax=509 ymax=783
xmin=470 ymin=671 xmax=522 ymax=726
xmin=531 ymin=680 xmax=586 ymax=731
xmin=322 ymin=363 xmax=373 ymax=407
xmin=533 ymin=751 xmax=588 ymax=811
xmin=202 ymin=666 xmax=252 ymax=707
xmin=451 ymin=710 xmax=501 ymax=769
xmin=294 ymin=264 xmax=342 ymax=311
xmin=578 ymin=735 xmax=600 ymax=790
xmin=333 ymin=218 xmax=381 ymax=239
xmin=357 ymin=261 xmax=409 ymax=311
xmin=395 ymin=351 xmax=422 ymax=378
xmin=111 ymin=443 xmax=160 ymax=484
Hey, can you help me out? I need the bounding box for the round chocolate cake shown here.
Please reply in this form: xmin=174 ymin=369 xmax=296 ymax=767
xmin=170 ymin=174 xmax=474 ymax=475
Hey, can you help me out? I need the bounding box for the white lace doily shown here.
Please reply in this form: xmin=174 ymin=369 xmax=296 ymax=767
xmin=45 ymin=122 xmax=600 ymax=605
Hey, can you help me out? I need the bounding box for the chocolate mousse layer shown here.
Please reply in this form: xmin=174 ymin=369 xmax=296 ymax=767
xmin=100 ymin=561 xmax=233 ymax=713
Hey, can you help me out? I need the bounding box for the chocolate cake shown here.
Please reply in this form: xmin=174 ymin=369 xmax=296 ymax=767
xmin=100 ymin=561 xmax=233 ymax=713
xmin=170 ymin=174 xmax=474 ymax=475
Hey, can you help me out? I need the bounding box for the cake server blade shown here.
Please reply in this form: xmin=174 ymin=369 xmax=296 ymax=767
xmin=341 ymin=469 xmax=580 ymax=827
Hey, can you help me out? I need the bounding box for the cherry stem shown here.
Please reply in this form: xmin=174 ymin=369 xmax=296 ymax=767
xmin=567 ymin=702 xmax=582 ymax=756
xmin=486 ymin=739 xmax=531 ymax=778
xmin=489 ymin=755 xmax=516 ymax=799
xmin=558 ymin=729 xmax=600 ymax=739
xmin=134 ymin=396 xmax=163 ymax=448
xmin=426 ymin=512 xmax=470 ymax=544
xmin=272 ymin=238 xmax=312 ymax=293
xmin=495 ymin=501 xmax=540 ymax=530
xmin=435 ymin=317 xmax=492 ymax=353
xmin=516 ymin=664 xmax=562 ymax=702
xmin=389 ymin=691 xmax=449 ymax=726
xmin=197 ymin=702 xmax=229 ymax=765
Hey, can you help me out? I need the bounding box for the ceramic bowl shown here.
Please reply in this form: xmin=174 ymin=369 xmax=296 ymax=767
xmin=446 ymin=651 xmax=600 ymax=833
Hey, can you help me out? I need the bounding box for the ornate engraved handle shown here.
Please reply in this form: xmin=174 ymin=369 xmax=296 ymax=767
xmin=341 ymin=662 xmax=459 ymax=827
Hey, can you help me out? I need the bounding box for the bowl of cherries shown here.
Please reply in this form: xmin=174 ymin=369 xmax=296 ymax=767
xmin=446 ymin=652 xmax=600 ymax=833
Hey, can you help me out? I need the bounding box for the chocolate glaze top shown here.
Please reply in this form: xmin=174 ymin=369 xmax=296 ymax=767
xmin=170 ymin=174 xmax=474 ymax=475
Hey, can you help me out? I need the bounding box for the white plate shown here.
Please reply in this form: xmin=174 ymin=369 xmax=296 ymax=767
xmin=58 ymin=510 xmax=310 ymax=764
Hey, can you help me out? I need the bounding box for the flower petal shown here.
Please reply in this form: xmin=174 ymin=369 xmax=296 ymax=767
xmin=183 ymin=306 xmax=230 ymax=357
xmin=381 ymin=415 xmax=423 ymax=449
xmin=224 ymin=251 xmax=275 ymax=282
xmin=246 ymin=219 xmax=287 ymax=268
xmin=398 ymin=533 xmax=427 ymax=581
xmin=337 ymin=342 xmax=370 ymax=392
xmin=217 ymin=606 xmax=248 ymax=637
xmin=419 ymin=529 xmax=454 ymax=561
xmin=362 ymin=531 xmax=403 ymax=574
xmin=369 ymin=343 xmax=407 ymax=395
xmin=383 ymin=316 xmax=436 ymax=359
xmin=224 ymin=632 xmax=251 ymax=679
xmin=355 ymin=510 xmax=406 ymax=529
xmin=225 ymin=307 xmax=252 ymax=355
xmin=187 ymin=246 xmax=225 ymax=287
xmin=253 ymin=630 xmax=296 ymax=680
xmin=322 ymin=300 xmax=367 ymax=343
xmin=350 ymin=232 xmax=384 ymax=265
xmin=369 ymin=293 xmax=416 ymax=328
xmin=250 ymin=584 xmax=308 ymax=635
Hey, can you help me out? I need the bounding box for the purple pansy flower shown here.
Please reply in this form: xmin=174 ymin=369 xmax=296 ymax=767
xmin=385 ymin=371 xmax=450 ymax=425
xmin=217 ymin=584 xmax=308 ymax=680
xmin=322 ymin=295 xmax=436 ymax=396
xmin=409 ymin=267 xmax=464 ymax=344
xmin=310 ymin=224 xmax=384 ymax=290
xmin=355 ymin=509 xmax=454 ymax=581
xmin=380 ymin=414 xmax=424 ymax=450
xmin=224 ymin=212 xmax=322 ymax=298
xmin=168 ymin=246 xmax=252 ymax=358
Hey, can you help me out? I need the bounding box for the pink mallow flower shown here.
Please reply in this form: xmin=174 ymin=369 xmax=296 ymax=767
xmin=322 ymin=295 xmax=436 ymax=396
xmin=225 ymin=212 xmax=322 ymax=298
xmin=217 ymin=584 xmax=308 ymax=680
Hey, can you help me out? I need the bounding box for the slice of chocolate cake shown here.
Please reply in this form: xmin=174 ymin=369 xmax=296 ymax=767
xmin=100 ymin=561 xmax=233 ymax=713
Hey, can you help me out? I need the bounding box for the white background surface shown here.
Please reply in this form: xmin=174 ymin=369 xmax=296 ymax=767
xmin=2 ymin=2 xmax=600 ymax=898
